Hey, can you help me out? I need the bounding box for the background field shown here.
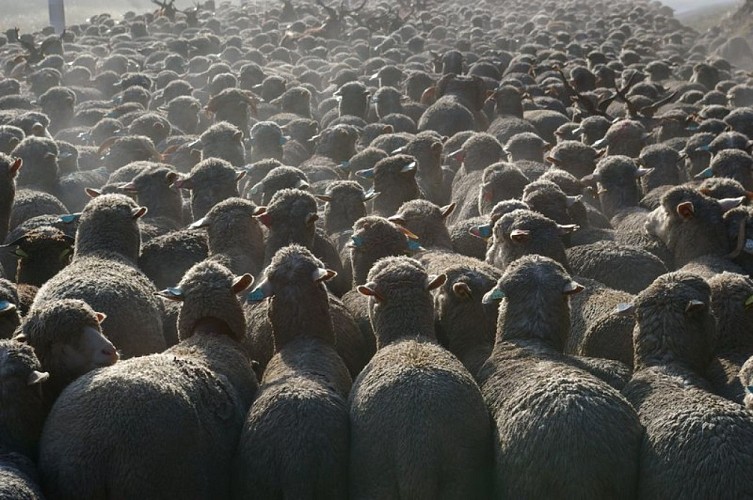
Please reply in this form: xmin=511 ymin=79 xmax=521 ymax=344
xmin=0 ymin=0 xmax=746 ymax=37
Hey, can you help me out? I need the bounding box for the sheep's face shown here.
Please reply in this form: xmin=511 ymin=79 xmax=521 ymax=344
xmin=56 ymin=325 xmax=119 ymax=375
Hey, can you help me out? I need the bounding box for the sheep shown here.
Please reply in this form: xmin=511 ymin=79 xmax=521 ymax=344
xmin=195 ymin=121 xmax=246 ymax=167
xmin=418 ymin=73 xmax=487 ymax=136
xmin=478 ymin=255 xmax=641 ymax=498
xmin=233 ymin=245 xmax=351 ymax=499
xmin=4 ymin=226 xmax=74 ymax=312
xmin=704 ymin=273 xmax=753 ymax=404
xmin=9 ymin=189 xmax=68 ymax=235
xmin=356 ymin=154 xmax=423 ymax=217
xmin=487 ymin=85 xmax=538 ymax=144
xmin=351 ymin=256 xmax=492 ymax=498
xmin=16 ymin=298 xmax=118 ymax=407
xmin=247 ymin=165 xmax=309 ymax=206
xmin=121 ymin=166 xmax=183 ymax=239
xmin=99 ymin=135 xmax=161 ymax=172
xmin=697 ymin=149 xmax=753 ymax=191
xmin=0 ymin=153 xmax=21 ymax=242
xmin=0 ymin=339 xmax=49 ymax=459
xmin=189 ymin=197 xmax=265 ymax=277
xmin=566 ymin=241 xmax=667 ymax=295
xmin=317 ymin=180 xmax=375 ymax=252
xmin=39 ymin=260 xmax=258 ymax=499
xmin=433 ymin=264 xmax=499 ymax=377
xmin=546 ymin=140 xmax=601 ymax=180
xmin=0 ymin=126 xmax=24 ymax=155
xmin=448 ymin=133 xmax=505 ymax=224
xmin=645 ymin=185 xmax=745 ymax=274
xmin=258 ymin=188 xmax=349 ymax=293
xmin=174 ymin=157 xmax=244 ymax=220
xmin=0 ymin=450 xmax=44 ymax=500
xmin=205 ymin=88 xmax=258 ymax=134
xmin=31 ymin=194 xmax=166 ymax=358
xmin=138 ymin=228 xmax=209 ymax=290
xmin=393 ymin=134 xmax=448 ymax=205
xmin=620 ymin=272 xmax=753 ymax=498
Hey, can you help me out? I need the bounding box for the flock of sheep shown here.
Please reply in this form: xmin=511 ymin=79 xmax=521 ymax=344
xmin=1 ymin=0 xmax=753 ymax=497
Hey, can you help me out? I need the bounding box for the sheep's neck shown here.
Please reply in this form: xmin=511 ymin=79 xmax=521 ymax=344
xmin=269 ymin=294 xmax=336 ymax=349
xmin=372 ymin=302 xmax=436 ymax=349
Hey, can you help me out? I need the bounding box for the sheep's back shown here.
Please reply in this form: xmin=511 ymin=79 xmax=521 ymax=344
xmin=349 ymin=339 xmax=491 ymax=498
xmin=623 ymin=366 xmax=753 ymax=498
xmin=478 ymin=342 xmax=641 ymax=499
xmin=33 ymin=254 xmax=165 ymax=358
xmin=40 ymin=354 xmax=248 ymax=499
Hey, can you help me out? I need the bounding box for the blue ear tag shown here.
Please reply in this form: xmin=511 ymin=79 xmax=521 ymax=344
xmin=490 ymin=289 xmax=504 ymax=300
xmin=339 ymin=160 xmax=350 ymax=170
xmin=478 ymin=224 xmax=493 ymax=238
xmin=351 ymin=235 xmax=364 ymax=247
xmin=407 ymin=239 xmax=422 ymax=251
xmin=748 ymin=385 xmax=753 ymax=394
xmin=167 ymin=287 xmax=184 ymax=298
xmin=247 ymin=287 xmax=267 ymax=302
xmin=699 ymin=144 xmax=711 ymax=152
xmin=0 ymin=300 xmax=14 ymax=312
xmin=356 ymin=168 xmax=375 ymax=179
xmin=279 ymin=135 xmax=288 ymax=145
xmin=59 ymin=213 xmax=81 ymax=223
xmin=698 ymin=167 xmax=714 ymax=179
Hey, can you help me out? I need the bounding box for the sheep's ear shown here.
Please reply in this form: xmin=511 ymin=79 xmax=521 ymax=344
xmin=13 ymin=332 xmax=27 ymax=343
xmin=357 ymin=283 xmax=384 ymax=301
xmin=85 ymin=187 xmax=101 ymax=198
xmin=565 ymin=195 xmax=582 ymax=208
xmin=685 ymin=300 xmax=706 ymax=313
xmin=388 ymin=214 xmax=406 ymax=226
xmin=440 ymin=202 xmax=456 ymax=219
xmin=316 ymin=195 xmax=332 ymax=203
xmin=676 ymin=201 xmax=695 ymax=219
xmin=172 ymin=177 xmax=194 ymax=190
xmin=426 ymin=274 xmax=447 ymax=291
xmin=232 ymin=274 xmax=254 ymax=294
xmin=362 ymin=189 xmax=379 ymax=201
xmin=132 ymin=206 xmax=148 ymax=219
xmin=9 ymin=158 xmax=22 ymax=176
xmin=313 ymin=268 xmax=337 ymax=283
xmin=155 ymin=287 xmax=185 ymax=301
xmin=189 ymin=217 xmax=209 ymax=229
xmin=612 ymin=303 xmax=635 ymax=316
xmin=718 ymin=197 xmax=745 ymax=213
xmin=27 ymin=371 xmax=49 ymax=386
xmin=452 ymin=282 xmax=471 ymax=299
xmin=557 ymin=224 xmax=579 ymax=236
xmin=306 ymin=212 xmax=319 ymax=224
xmin=165 ymin=171 xmax=180 ymax=185
xmin=94 ymin=312 xmax=107 ymax=324
xmin=562 ymin=280 xmax=584 ymax=295
xmin=510 ymin=228 xmax=530 ymax=243
xmin=635 ymin=167 xmax=654 ymax=178
xmin=236 ymin=171 xmax=246 ymax=182
xmin=247 ymin=277 xmax=273 ymax=302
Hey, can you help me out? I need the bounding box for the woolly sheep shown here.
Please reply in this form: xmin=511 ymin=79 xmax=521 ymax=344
xmin=351 ymin=256 xmax=492 ymax=498
xmin=478 ymin=255 xmax=641 ymax=498
xmin=39 ymin=261 xmax=258 ymax=499
xmin=32 ymin=194 xmax=166 ymax=358
xmin=620 ymin=272 xmax=753 ymax=498
xmin=233 ymin=245 xmax=351 ymax=499
xmin=16 ymin=299 xmax=118 ymax=407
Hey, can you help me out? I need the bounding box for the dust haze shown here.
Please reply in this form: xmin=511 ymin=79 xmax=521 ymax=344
xmin=2 ymin=0 xmax=213 ymax=31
